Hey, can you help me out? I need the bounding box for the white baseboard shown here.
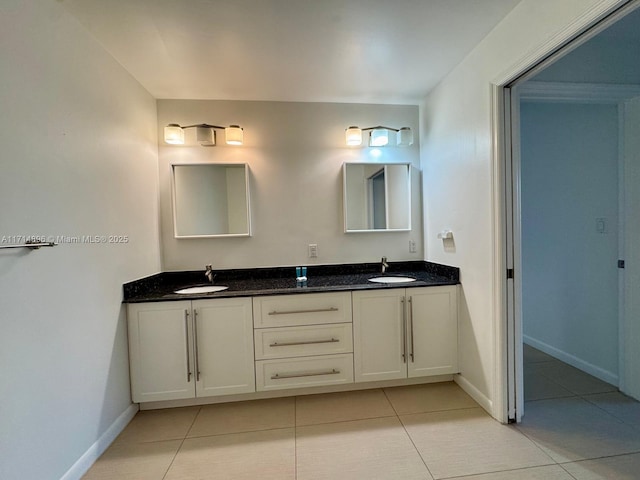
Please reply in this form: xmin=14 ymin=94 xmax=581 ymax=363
xmin=524 ymin=335 xmax=618 ymax=386
xmin=60 ymin=403 xmax=138 ymax=480
xmin=454 ymin=374 xmax=493 ymax=416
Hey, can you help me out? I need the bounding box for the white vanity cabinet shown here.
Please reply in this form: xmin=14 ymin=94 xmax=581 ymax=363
xmin=252 ymin=292 xmax=354 ymax=391
xmin=127 ymin=297 xmax=255 ymax=403
xmin=352 ymin=286 xmax=458 ymax=383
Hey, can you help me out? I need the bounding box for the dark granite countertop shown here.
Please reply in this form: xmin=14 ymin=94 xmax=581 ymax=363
xmin=123 ymin=261 xmax=459 ymax=303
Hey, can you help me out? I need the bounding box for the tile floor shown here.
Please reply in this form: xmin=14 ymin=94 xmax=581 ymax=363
xmin=83 ymin=347 xmax=640 ymax=479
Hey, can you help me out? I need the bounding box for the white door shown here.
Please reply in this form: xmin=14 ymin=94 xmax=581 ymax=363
xmin=408 ymin=286 xmax=459 ymax=378
xmin=193 ymin=298 xmax=256 ymax=397
xmin=352 ymin=290 xmax=407 ymax=382
xmin=127 ymin=301 xmax=195 ymax=403
xmin=622 ymin=96 xmax=640 ymax=399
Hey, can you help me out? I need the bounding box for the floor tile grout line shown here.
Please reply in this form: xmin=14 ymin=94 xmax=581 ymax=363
xmin=514 ymin=407 xmax=640 ymax=468
xmin=529 ymin=361 xmax=618 ymax=397
xmin=554 ymin=450 xmax=640 ymax=465
xmin=530 ymin=369 xmax=590 ymax=397
xmin=160 ymin=405 xmax=202 ymax=480
xmin=525 ymin=368 xmax=634 ymax=427
xmin=436 ymin=463 xmax=569 ymax=480
xmin=185 ymin=425 xmax=296 ymax=440
xmin=578 ymin=391 xmax=640 ymax=429
xmin=511 ymin=422 xmax=562 ymax=467
xmin=398 ymin=405 xmax=486 ymax=419
xmin=525 ymin=372 xmax=619 ymax=403
xmin=557 ymin=462 xmax=580 ymax=480
xmin=381 ymin=387 xmax=401 ymax=418
xmin=297 ymin=412 xmax=399 ymax=428
xmin=524 ymin=393 xmax=578 ymax=403
xmin=381 ymin=388 xmax=436 ymax=480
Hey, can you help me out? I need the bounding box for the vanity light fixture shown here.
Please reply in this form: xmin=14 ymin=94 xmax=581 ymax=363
xmin=163 ymin=123 xmax=244 ymax=146
xmin=344 ymin=125 xmax=413 ymax=147
xmin=396 ymin=127 xmax=414 ymax=147
xmin=345 ymin=126 xmax=363 ymax=146
xmin=370 ymin=128 xmax=389 ymax=147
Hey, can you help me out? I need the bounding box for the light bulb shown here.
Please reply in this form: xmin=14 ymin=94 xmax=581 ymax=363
xmin=397 ymin=127 xmax=413 ymax=146
xmin=225 ymin=125 xmax=243 ymax=145
xmin=345 ymin=126 xmax=362 ymax=146
xmin=370 ymin=128 xmax=389 ymax=147
xmin=164 ymin=124 xmax=184 ymax=145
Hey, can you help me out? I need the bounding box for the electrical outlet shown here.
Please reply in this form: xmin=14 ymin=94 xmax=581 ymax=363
xmin=596 ymin=217 xmax=608 ymax=234
xmin=308 ymin=243 xmax=318 ymax=258
xmin=409 ymin=240 xmax=417 ymax=253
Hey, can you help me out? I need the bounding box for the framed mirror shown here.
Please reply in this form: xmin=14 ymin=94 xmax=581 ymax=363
xmin=343 ymin=163 xmax=411 ymax=232
xmin=172 ymin=163 xmax=251 ymax=238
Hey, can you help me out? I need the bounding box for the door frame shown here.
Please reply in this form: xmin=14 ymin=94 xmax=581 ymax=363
xmin=490 ymin=0 xmax=635 ymax=422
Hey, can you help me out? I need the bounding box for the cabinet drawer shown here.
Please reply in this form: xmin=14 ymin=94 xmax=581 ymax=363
xmin=253 ymin=292 xmax=352 ymax=328
xmin=256 ymin=354 xmax=354 ymax=391
xmin=254 ymin=323 xmax=353 ymax=360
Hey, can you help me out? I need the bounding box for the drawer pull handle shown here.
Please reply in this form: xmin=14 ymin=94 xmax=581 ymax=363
xmin=270 ymin=338 xmax=339 ymax=347
xmin=268 ymin=307 xmax=339 ymax=316
xmin=271 ymin=368 xmax=340 ymax=380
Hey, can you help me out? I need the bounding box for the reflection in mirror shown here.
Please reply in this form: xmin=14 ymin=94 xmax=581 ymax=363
xmin=172 ymin=164 xmax=251 ymax=238
xmin=343 ymin=163 xmax=411 ymax=232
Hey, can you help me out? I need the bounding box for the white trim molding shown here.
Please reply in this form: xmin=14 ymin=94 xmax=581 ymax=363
xmin=520 ymin=81 xmax=640 ymax=103
xmin=492 ymin=0 xmax=630 ymax=86
xmin=524 ymin=335 xmax=618 ymax=386
xmin=60 ymin=404 xmax=138 ymax=480
xmin=455 ymin=374 xmax=493 ymax=414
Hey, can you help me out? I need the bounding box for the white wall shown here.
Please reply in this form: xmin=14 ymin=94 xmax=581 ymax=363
xmin=520 ymin=102 xmax=619 ymax=382
xmin=0 ymin=2 xmax=160 ymax=479
xmin=420 ymin=0 xmax=624 ymax=415
xmin=158 ymin=100 xmax=422 ymax=271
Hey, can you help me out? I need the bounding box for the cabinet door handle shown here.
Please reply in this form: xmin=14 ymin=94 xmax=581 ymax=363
xmin=271 ymin=368 xmax=340 ymax=380
xmin=409 ymin=297 xmax=414 ymax=362
xmin=269 ymin=338 xmax=339 ymax=347
xmin=184 ymin=309 xmax=192 ymax=382
xmin=401 ymin=297 xmax=406 ymax=363
xmin=193 ymin=309 xmax=201 ymax=382
xmin=268 ymin=307 xmax=338 ymax=316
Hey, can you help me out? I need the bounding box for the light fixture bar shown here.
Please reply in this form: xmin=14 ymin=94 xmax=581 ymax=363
xmin=344 ymin=125 xmax=412 ymax=147
xmin=164 ymin=123 xmax=244 ymax=146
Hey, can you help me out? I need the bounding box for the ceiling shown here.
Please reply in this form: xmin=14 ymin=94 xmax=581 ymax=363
xmin=60 ymin=0 xmax=521 ymax=104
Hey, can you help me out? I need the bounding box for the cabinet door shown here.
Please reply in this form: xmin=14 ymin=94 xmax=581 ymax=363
xmin=193 ymin=298 xmax=255 ymax=397
xmin=407 ymin=286 xmax=458 ymax=378
xmin=352 ymin=290 xmax=407 ymax=382
xmin=127 ymin=301 xmax=195 ymax=403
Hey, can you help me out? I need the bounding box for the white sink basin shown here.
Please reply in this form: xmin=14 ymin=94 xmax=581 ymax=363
xmin=174 ymin=285 xmax=229 ymax=294
xmin=368 ymin=276 xmax=417 ymax=284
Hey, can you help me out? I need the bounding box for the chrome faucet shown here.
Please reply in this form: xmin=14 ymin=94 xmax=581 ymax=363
xmin=205 ymin=264 xmax=215 ymax=284
xmin=381 ymin=257 xmax=389 ymax=274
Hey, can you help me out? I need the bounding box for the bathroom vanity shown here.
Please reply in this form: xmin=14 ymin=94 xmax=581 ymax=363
xmin=124 ymin=261 xmax=459 ymax=409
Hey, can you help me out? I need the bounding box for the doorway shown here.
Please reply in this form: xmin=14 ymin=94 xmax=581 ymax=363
xmin=502 ymin=1 xmax=640 ymax=421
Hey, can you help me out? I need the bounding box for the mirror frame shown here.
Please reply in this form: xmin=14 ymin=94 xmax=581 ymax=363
xmin=342 ymin=162 xmax=412 ymax=233
xmin=171 ymin=163 xmax=252 ymax=238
